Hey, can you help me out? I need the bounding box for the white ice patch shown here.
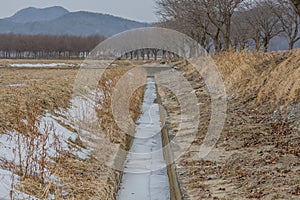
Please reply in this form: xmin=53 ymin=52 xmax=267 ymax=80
xmin=0 ymin=90 xmax=102 ymax=198
xmin=0 ymin=114 xmax=92 ymax=199
xmin=117 ymin=77 xmax=170 ymax=200
xmin=67 ymin=96 xmax=98 ymax=124
xmin=6 ymin=83 xmax=26 ymax=87
xmin=0 ymin=132 xmax=17 ymax=162
xmin=0 ymin=169 xmax=13 ymax=199
xmin=9 ymin=63 xmax=75 ymax=68
xmin=0 ymin=169 xmax=38 ymax=200
xmin=40 ymin=113 xmax=92 ymax=160
xmin=57 ymin=90 xmax=102 ymax=135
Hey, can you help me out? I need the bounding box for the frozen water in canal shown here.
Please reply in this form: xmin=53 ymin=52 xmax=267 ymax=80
xmin=117 ymin=77 xmax=170 ymax=200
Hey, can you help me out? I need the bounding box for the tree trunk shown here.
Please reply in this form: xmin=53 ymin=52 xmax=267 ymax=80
xmin=263 ymin=40 xmax=269 ymax=52
xmin=224 ymin=18 xmax=231 ymax=51
xmin=147 ymin=50 xmax=150 ymax=60
xmin=141 ymin=49 xmax=145 ymax=60
xmin=289 ymin=40 xmax=295 ymax=50
xmin=130 ymin=51 xmax=133 ymax=60
xmin=290 ymin=0 xmax=300 ymax=16
xmin=213 ymin=38 xmax=220 ymax=52
xmin=153 ymin=49 xmax=158 ymax=61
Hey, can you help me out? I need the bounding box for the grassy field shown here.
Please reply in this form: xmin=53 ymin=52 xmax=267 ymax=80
xmin=0 ymin=65 xmax=78 ymax=132
xmin=0 ymin=59 xmax=146 ymax=199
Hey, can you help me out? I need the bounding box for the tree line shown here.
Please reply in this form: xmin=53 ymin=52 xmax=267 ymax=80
xmin=123 ymin=49 xmax=178 ymax=60
xmin=0 ymin=33 xmax=180 ymax=60
xmin=155 ymin=0 xmax=300 ymax=52
xmin=0 ymin=34 xmax=105 ymax=59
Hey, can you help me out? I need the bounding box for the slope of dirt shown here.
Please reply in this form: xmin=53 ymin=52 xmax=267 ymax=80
xmin=214 ymin=50 xmax=300 ymax=107
xmin=158 ymin=50 xmax=300 ymax=199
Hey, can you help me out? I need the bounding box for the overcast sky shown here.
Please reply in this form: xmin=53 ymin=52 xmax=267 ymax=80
xmin=0 ymin=0 xmax=158 ymax=23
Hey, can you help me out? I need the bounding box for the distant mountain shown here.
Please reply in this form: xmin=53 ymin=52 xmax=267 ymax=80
xmin=6 ymin=6 xmax=69 ymax=23
xmin=0 ymin=6 xmax=150 ymax=37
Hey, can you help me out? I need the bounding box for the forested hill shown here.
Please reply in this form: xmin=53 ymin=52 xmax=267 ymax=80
xmin=0 ymin=6 xmax=150 ymax=37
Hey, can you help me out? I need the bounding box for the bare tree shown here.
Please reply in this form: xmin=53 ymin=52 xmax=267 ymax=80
xmin=203 ymin=0 xmax=245 ymax=51
xmin=236 ymin=3 xmax=262 ymax=51
xmin=231 ymin=11 xmax=252 ymax=51
xmin=272 ymin=0 xmax=300 ymax=49
xmin=244 ymin=1 xmax=283 ymax=52
xmin=155 ymin=0 xmax=212 ymax=51
xmin=290 ymin=0 xmax=300 ymax=15
xmin=156 ymin=0 xmax=245 ymax=51
xmin=155 ymin=0 xmax=295 ymax=53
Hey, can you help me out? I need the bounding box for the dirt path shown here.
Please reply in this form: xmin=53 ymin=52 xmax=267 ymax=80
xmin=117 ymin=77 xmax=170 ymax=200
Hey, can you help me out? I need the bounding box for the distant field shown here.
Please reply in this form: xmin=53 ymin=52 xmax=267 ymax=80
xmin=0 ymin=59 xmax=81 ymax=68
xmin=0 ymin=60 xmax=80 ymax=132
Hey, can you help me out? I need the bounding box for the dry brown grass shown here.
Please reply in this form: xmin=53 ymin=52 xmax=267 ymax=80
xmin=0 ymin=59 xmax=146 ymax=199
xmin=213 ymin=50 xmax=300 ymax=108
xmin=96 ymin=62 xmax=146 ymax=148
xmin=159 ymin=50 xmax=300 ymax=199
xmin=0 ymin=64 xmax=78 ymax=133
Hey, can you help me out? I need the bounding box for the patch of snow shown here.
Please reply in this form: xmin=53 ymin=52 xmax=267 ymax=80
xmin=0 ymin=132 xmax=19 ymax=162
xmin=0 ymin=87 xmax=104 ymax=198
xmin=0 ymin=113 xmax=92 ymax=198
xmin=40 ymin=113 xmax=92 ymax=160
xmin=0 ymin=169 xmax=13 ymax=200
xmin=57 ymin=90 xmax=102 ymax=135
xmin=9 ymin=63 xmax=75 ymax=68
xmin=6 ymin=83 xmax=26 ymax=87
xmin=68 ymin=96 xmax=98 ymax=125
xmin=0 ymin=169 xmax=38 ymax=200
